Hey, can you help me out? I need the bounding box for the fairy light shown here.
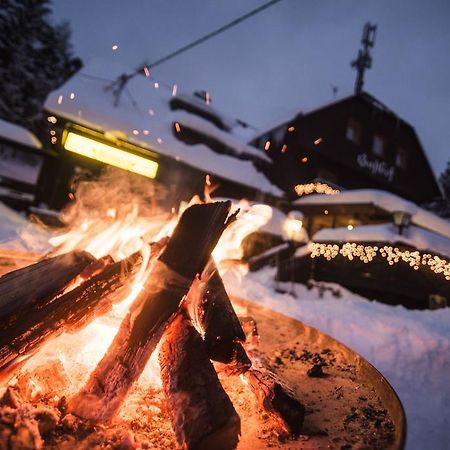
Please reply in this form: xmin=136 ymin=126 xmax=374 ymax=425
xmin=310 ymin=242 xmax=450 ymax=280
xmin=47 ymin=116 xmax=57 ymax=124
xmin=294 ymin=182 xmax=340 ymax=196
xmin=264 ymin=140 xmax=271 ymax=151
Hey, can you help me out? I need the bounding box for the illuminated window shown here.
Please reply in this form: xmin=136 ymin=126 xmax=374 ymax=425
xmin=346 ymin=118 xmax=361 ymax=143
xmin=396 ymin=147 xmax=408 ymax=169
xmin=372 ymin=134 xmax=385 ymax=157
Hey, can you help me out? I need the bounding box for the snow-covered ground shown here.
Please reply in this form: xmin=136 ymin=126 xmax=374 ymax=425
xmin=222 ymin=266 xmax=450 ymax=450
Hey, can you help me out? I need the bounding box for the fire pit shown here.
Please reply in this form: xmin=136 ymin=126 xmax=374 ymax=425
xmin=0 ymin=201 xmax=406 ymax=449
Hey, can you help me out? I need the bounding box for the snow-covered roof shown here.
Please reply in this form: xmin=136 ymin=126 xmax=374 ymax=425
xmin=313 ymin=223 xmax=450 ymax=259
xmin=295 ymin=189 xmax=450 ymax=240
xmin=44 ymin=59 xmax=281 ymax=197
xmin=0 ymin=118 xmax=42 ymax=149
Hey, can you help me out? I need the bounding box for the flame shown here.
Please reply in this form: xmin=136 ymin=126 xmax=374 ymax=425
xmin=213 ymin=200 xmax=273 ymax=262
xmin=12 ymin=183 xmax=274 ymax=412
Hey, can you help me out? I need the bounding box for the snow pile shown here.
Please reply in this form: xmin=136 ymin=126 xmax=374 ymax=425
xmin=45 ymin=59 xmax=281 ymax=197
xmin=0 ymin=202 xmax=50 ymax=253
xmin=223 ymin=266 xmax=450 ymax=450
xmin=0 ymin=118 xmax=42 ymax=149
xmin=314 ymin=223 xmax=450 ymax=258
xmin=295 ymin=189 xmax=450 ymax=240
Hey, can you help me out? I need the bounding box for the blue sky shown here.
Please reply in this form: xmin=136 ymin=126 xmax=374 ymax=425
xmin=52 ymin=0 xmax=450 ymax=178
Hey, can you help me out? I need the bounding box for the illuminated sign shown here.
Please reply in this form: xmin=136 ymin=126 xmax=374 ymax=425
xmin=64 ymin=132 xmax=158 ymax=179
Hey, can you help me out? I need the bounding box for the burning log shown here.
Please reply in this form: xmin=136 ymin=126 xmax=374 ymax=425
xmin=186 ymin=259 xmax=249 ymax=371
xmin=0 ymin=250 xmax=95 ymax=320
xmin=0 ymin=251 xmax=141 ymax=382
xmin=159 ymin=313 xmax=240 ymax=449
xmin=243 ymin=368 xmax=305 ymax=435
xmin=69 ymin=202 xmax=234 ymax=422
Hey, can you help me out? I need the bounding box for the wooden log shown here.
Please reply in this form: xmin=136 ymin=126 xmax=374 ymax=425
xmin=159 ymin=313 xmax=240 ymax=450
xmin=186 ymin=259 xmax=248 ymax=365
xmin=243 ymin=368 xmax=305 ymax=435
xmin=0 ymin=250 xmax=95 ymax=320
xmin=0 ymin=251 xmax=141 ymax=383
xmin=69 ymin=202 xmax=234 ymax=422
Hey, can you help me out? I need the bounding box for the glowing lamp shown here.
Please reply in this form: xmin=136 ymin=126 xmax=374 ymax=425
xmin=284 ymin=211 xmax=304 ymax=242
xmin=64 ymin=132 xmax=158 ymax=179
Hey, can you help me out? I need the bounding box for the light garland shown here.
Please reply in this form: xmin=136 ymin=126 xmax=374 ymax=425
xmin=310 ymin=242 xmax=450 ymax=280
xmin=294 ymin=182 xmax=340 ymax=197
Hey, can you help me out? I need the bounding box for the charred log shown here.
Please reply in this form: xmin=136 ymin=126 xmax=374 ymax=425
xmin=0 ymin=251 xmax=141 ymax=383
xmin=0 ymin=251 xmax=95 ymax=320
xmin=243 ymin=368 xmax=305 ymax=435
xmin=69 ymin=202 xmax=233 ymax=422
xmin=159 ymin=313 xmax=240 ymax=450
xmin=186 ymin=259 xmax=247 ymax=365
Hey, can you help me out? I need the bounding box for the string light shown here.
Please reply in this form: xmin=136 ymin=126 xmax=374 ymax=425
xmin=294 ymin=182 xmax=340 ymax=196
xmin=47 ymin=116 xmax=57 ymax=124
xmin=310 ymin=243 xmax=450 ymax=280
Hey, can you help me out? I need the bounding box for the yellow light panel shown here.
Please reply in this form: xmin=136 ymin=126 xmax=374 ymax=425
xmin=64 ymin=132 xmax=158 ymax=179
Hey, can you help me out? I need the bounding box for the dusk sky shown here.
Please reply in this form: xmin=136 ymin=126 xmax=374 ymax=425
xmin=52 ymin=0 xmax=450 ymax=178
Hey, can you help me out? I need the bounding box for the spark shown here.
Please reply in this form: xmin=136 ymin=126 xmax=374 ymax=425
xmin=172 ymin=84 xmax=178 ymax=96
xmin=157 ymin=137 xmax=163 ymax=144
xmin=148 ymin=109 xmax=154 ymax=116
xmin=281 ymin=144 xmax=287 ymax=153
xmin=314 ymin=137 xmax=323 ymax=145
xmin=57 ymin=95 xmax=63 ymax=105
xmin=112 ymin=44 xmax=118 ymax=51
xmin=301 ymin=157 xmax=308 ymax=163
xmin=132 ymin=129 xmax=139 ymax=135
xmin=143 ymin=130 xmax=150 ymax=135
xmin=143 ymin=66 xmax=150 ymax=77
xmin=288 ymin=126 xmax=295 ymax=132
xmin=154 ymin=82 xmax=159 ymax=89
xmin=264 ymin=140 xmax=271 ymax=151
xmin=174 ymin=122 xmax=181 ymax=133
xmin=70 ymin=92 xmax=75 ymax=100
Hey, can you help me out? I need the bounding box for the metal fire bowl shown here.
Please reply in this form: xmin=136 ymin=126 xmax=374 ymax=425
xmin=231 ymin=296 xmax=407 ymax=450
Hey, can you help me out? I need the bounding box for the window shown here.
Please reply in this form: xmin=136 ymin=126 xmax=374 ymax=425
xmin=396 ymin=147 xmax=408 ymax=169
xmin=346 ymin=119 xmax=361 ymax=143
xmin=372 ymin=134 xmax=385 ymax=157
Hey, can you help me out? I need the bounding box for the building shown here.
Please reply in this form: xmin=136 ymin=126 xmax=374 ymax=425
xmin=0 ymin=118 xmax=57 ymax=211
xmin=40 ymin=59 xmax=282 ymax=211
xmin=250 ymin=92 xmax=441 ymax=204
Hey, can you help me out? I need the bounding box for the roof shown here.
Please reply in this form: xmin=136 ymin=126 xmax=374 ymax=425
xmin=0 ymin=118 xmax=42 ymax=149
xmin=44 ymin=59 xmax=281 ymax=197
xmin=313 ymin=223 xmax=450 ymax=259
xmin=295 ymin=189 xmax=450 ymax=240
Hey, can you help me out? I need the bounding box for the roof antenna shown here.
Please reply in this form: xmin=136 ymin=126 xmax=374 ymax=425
xmin=351 ymin=22 xmax=377 ymax=94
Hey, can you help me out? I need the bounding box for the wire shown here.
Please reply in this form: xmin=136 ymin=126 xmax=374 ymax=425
xmin=147 ymin=0 xmax=284 ymax=69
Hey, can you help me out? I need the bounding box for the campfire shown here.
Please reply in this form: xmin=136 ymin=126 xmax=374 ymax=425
xmin=0 ymin=182 xmax=308 ymax=449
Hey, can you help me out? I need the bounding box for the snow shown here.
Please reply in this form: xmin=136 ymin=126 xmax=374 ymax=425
xmin=0 ymin=202 xmax=50 ymax=253
xmin=295 ymin=189 xmax=450 ymax=239
xmin=313 ymin=223 xmax=450 ymax=258
xmin=0 ymin=118 xmax=42 ymax=149
xmin=222 ymin=266 xmax=450 ymax=450
xmin=44 ymin=59 xmax=282 ymax=197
